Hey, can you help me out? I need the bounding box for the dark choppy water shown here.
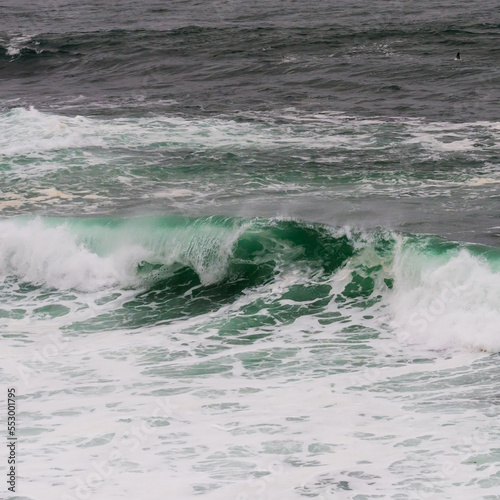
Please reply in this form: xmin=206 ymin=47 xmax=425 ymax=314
xmin=1 ymin=0 xmax=500 ymax=120
xmin=1 ymin=2 xmax=500 ymax=499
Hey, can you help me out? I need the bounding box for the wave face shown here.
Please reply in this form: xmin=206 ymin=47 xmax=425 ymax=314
xmin=1 ymin=215 xmax=499 ymax=353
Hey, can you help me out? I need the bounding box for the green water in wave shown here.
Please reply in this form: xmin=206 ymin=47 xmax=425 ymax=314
xmin=2 ymin=215 xmax=498 ymax=343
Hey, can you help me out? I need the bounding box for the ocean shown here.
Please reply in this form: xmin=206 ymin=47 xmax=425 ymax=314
xmin=1 ymin=1 xmax=500 ymax=499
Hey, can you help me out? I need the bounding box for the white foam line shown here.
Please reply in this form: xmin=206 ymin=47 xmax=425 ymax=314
xmin=2 ymin=107 xmax=498 ymax=159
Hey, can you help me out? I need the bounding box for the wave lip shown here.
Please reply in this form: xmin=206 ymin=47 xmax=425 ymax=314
xmin=0 ymin=216 xmax=355 ymax=290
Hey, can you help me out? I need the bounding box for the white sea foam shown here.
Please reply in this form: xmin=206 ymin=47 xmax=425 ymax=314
xmin=2 ymin=107 xmax=499 ymax=159
xmin=391 ymin=243 xmax=500 ymax=353
xmin=0 ymin=219 xmax=127 ymax=291
xmin=0 ymin=107 xmax=105 ymax=155
xmin=5 ymin=34 xmax=34 ymax=56
xmin=403 ymin=133 xmax=476 ymax=152
xmin=5 ymin=316 xmax=497 ymax=500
